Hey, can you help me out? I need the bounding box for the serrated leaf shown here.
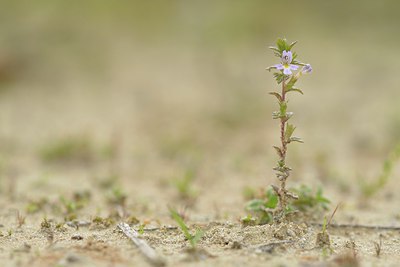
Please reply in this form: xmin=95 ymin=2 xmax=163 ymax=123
xmin=269 ymin=92 xmax=282 ymax=102
xmin=273 ymin=72 xmax=286 ymax=84
xmin=285 ymin=123 xmax=296 ymax=140
xmin=276 ymin=38 xmax=290 ymax=52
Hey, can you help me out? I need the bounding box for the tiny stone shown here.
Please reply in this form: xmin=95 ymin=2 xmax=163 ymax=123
xmin=71 ymin=234 xmax=84 ymax=240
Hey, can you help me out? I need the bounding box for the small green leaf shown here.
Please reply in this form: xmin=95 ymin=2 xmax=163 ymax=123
xmin=265 ymin=189 xmax=278 ymax=208
xmin=245 ymin=199 xmax=265 ymax=212
xmin=285 ymin=123 xmax=296 ymax=140
xmin=286 ymin=88 xmax=304 ymax=95
xmin=289 ymin=41 xmax=298 ymax=50
xmin=273 ymin=146 xmax=283 ymax=157
xmin=190 ymin=229 xmax=203 ymax=247
xmin=279 ymin=101 xmax=287 ymax=116
xmin=276 ymin=38 xmax=290 ymax=52
xmin=269 ymin=92 xmax=282 ymax=102
xmin=169 ymin=207 xmax=191 ymax=240
xmin=273 ymin=72 xmax=287 ymax=84
xmin=268 ymin=46 xmax=281 ymax=57
xmin=288 ymin=137 xmax=304 ymax=143
xmin=286 ymin=76 xmax=298 ymax=91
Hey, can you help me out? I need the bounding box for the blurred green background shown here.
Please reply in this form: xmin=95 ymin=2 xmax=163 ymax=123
xmin=0 ymin=1 xmax=399 ymax=206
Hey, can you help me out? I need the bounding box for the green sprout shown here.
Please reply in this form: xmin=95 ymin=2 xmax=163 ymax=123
xmin=316 ymin=204 xmax=339 ymax=249
xmin=172 ymin=168 xmax=198 ymax=201
xmin=266 ymin=38 xmax=313 ymax=221
xmin=59 ymin=192 xmax=90 ymax=221
xmin=169 ymin=207 xmax=203 ymax=249
xmin=245 ymin=186 xmax=330 ymax=225
xmin=40 ymin=217 xmax=51 ymax=229
xmin=39 ymin=135 xmax=94 ymax=164
xmin=138 ymin=223 xmax=145 ymax=235
xmin=107 ymin=186 xmax=127 ymax=206
xmin=26 ymin=198 xmax=48 ymax=214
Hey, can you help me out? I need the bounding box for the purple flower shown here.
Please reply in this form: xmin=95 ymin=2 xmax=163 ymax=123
xmin=274 ymin=50 xmax=299 ymax=75
xmin=302 ymin=64 xmax=312 ymax=74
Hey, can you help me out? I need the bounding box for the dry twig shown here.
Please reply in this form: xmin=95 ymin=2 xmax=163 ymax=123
xmin=118 ymin=222 xmax=165 ymax=267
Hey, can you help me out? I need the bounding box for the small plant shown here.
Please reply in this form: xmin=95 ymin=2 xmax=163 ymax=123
xmin=138 ymin=223 xmax=146 ymax=235
xmin=107 ymin=186 xmax=127 ymax=206
xmin=291 ymin=185 xmax=330 ymax=212
xmin=92 ymin=216 xmax=115 ymax=228
xmin=169 ymin=207 xmax=203 ymax=250
xmin=245 ymin=188 xmax=278 ymax=224
xmin=26 ymin=198 xmax=48 ymax=214
xmin=316 ymin=204 xmax=339 ymax=249
xmin=40 ymin=217 xmax=52 ymax=229
xmin=266 ymin=38 xmax=312 ymax=221
xmin=40 ymin=135 xmax=94 ymax=164
xmin=172 ymin=168 xmax=198 ymax=201
xmin=245 ymin=185 xmax=329 ymax=224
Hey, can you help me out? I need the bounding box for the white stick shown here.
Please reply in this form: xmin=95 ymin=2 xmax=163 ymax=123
xmin=118 ymin=222 xmax=166 ymax=267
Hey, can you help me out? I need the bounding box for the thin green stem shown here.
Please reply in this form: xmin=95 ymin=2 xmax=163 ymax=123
xmin=278 ymin=80 xmax=287 ymax=213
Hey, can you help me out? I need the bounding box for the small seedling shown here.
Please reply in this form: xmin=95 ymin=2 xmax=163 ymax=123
xmin=107 ymin=186 xmax=127 ymax=206
xmin=40 ymin=217 xmax=52 ymax=229
xmin=245 ymin=185 xmax=330 ymax=224
xmin=172 ymin=168 xmax=198 ymax=201
xmin=266 ymin=38 xmax=313 ymax=221
xmin=26 ymin=198 xmax=48 ymax=214
xmin=316 ymin=204 xmax=339 ymax=248
xmin=138 ymin=223 xmax=145 ymax=235
xmin=59 ymin=197 xmax=78 ymax=221
xmin=291 ymin=185 xmax=330 ymax=212
xmin=245 ymin=188 xmax=278 ymax=224
xmin=92 ymin=216 xmax=115 ymax=229
xmin=39 ymin=135 xmax=95 ymax=164
xmin=240 ymin=215 xmax=257 ymax=227
xmin=169 ymin=207 xmax=203 ymax=250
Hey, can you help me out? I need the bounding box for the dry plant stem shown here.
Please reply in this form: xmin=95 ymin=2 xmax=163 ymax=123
xmin=118 ymin=222 xmax=166 ymax=267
